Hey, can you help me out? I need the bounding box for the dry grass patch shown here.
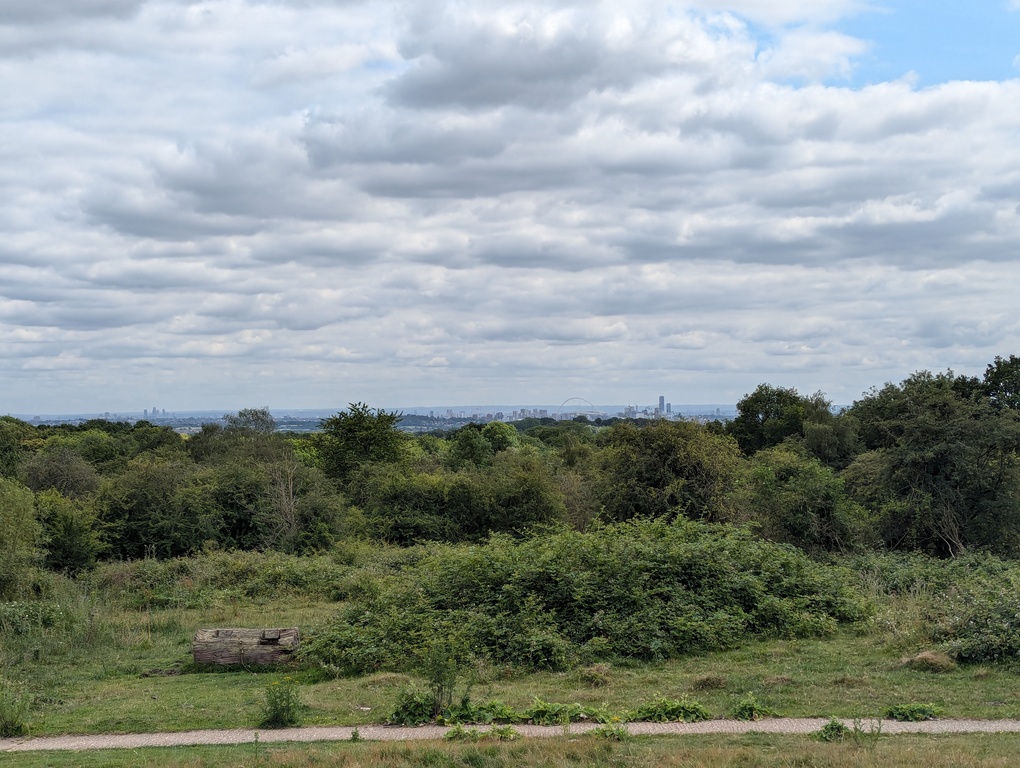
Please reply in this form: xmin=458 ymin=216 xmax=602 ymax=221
xmin=900 ymin=651 xmax=957 ymax=674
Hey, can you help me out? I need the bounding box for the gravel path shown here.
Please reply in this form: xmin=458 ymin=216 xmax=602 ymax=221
xmin=5 ymin=719 xmax=1020 ymax=753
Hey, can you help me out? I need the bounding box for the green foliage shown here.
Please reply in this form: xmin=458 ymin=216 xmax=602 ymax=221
xmin=0 ymin=417 xmax=35 ymax=479
xmin=628 ymin=696 xmax=710 ymax=723
xmin=306 ymin=519 xmax=867 ymax=675
xmin=928 ymin=580 xmax=1020 ymax=663
xmin=814 ymin=717 xmax=850 ymax=742
xmin=0 ymin=678 xmax=31 ymax=737
xmin=845 ymin=370 xmax=1020 ymax=557
xmin=594 ymin=420 xmax=742 ymax=522
xmin=885 ymin=703 xmax=939 ymax=721
xmin=387 ymin=686 xmax=436 ymax=725
xmin=259 ymin=676 xmax=302 ymax=728
xmin=347 ymin=451 xmax=565 ymax=545
xmin=316 ymin=403 xmax=406 ymax=482
xmin=488 ymin=724 xmax=520 ymax=741
xmin=731 ymin=693 xmax=778 ymax=721
xmin=591 ymin=724 xmax=631 ymax=741
xmin=0 ymin=478 xmax=44 ymax=600
xmin=728 ymin=384 xmax=805 ymax=456
xmin=443 ymin=724 xmax=482 ymax=742
xmin=984 ymin=354 xmax=1020 ymax=410
xmin=88 ymin=549 xmax=349 ymax=609
xmin=521 ymin=697 xmax=593 ymax=725
xmin=735 ymin=447 xmax=873 ymax=554
xmin=35 ymin=490 xmax=105 ymax=575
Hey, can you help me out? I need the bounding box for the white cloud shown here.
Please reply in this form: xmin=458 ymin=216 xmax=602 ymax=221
xmin=1 ymin=0 xmax=1019 ymax=412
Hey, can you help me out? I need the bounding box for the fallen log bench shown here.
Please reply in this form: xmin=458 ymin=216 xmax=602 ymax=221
xmin=192 ymin=628 xmax=300 ymax=666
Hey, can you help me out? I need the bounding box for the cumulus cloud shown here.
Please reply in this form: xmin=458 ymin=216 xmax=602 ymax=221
xmin=2 ymin=0 xmax=1019 ymax=412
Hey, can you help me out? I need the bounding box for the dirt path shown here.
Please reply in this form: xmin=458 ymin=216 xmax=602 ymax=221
xmin=5 ymin=718 xmax=1020 ymax=753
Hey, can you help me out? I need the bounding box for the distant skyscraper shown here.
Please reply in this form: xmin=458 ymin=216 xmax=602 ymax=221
xmin=666 ymin=403 xmax=672 ymax=415
xmin=658 ymin=395 xmax=665 ymax=411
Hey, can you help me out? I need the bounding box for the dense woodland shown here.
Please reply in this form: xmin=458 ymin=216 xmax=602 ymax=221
xmin=3 ymin=355 xmax=1020 ymax=594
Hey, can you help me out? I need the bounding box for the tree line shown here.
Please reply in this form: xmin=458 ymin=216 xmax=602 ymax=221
xmin=2 ymin=355 xmax=1019 ymax=598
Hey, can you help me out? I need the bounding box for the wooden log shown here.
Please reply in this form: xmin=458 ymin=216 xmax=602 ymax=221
xmin=192 ymin=627 xmax=300 ymax=666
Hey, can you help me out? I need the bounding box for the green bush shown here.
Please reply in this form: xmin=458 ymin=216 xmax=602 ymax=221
xmin=731 ymin=694 xmax=778 ymax=721
xmin=305 ymin=519 xmax=868 ymax=674
xmin=628 ymin=696 xmax=710 ymax=723
xmin=814 ymin=717 xmax=850 ymax=742
xmin=929 ymin=582 xmax=1020 ymax=663
xmin=885 ymin=703 xmax=938 ymax=722
xmin=259 ymin=677 xmax=302 ymax=728
xmin=387 ymin=686 xmax=437 ymax=726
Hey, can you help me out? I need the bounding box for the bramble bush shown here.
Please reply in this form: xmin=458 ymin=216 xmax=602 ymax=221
xmin=305 ymin=519 xmax=868 ymax=675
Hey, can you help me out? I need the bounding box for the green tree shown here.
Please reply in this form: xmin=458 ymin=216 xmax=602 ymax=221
xmin=224 ymin=406 xmax=276 ymax=434
xmin=735 ymin=446 xmax=872 ymax=554
xmin=845 ymin=370 xmax=1020 ymax=556
xmin=316 ymin=403 xmax=406 ymax=482
xmin=35 ymin=490 xmax=105 ymax=575
xmin=984 ymin=355 xmax=1020 ymax=411
xmin=727 ymin=384 xmax=804 ymax=456
xmin=0 ymin=478 xmax=44 ymax=599
xmin=0 ymin=417 xmax=35 ymax=479
xmin=22 ymin=447 xmax=101 ymax=499
xmin=594 ymin=420 xmax=741 ymax=522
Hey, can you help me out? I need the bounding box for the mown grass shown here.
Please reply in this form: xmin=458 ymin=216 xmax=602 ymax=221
xmin=6 ymin=733 xmax=1020 ymax=768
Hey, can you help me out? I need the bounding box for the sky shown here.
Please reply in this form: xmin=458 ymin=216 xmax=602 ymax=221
xmin=3 ymin=0 xmax=1020 ymax=414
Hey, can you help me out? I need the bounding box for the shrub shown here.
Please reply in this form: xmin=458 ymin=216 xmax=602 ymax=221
xmin=628 ymin=696 xmax=710 ymax=723
xmin=387 ymin=686 xmax=435 ymax=726
xmin=731 ymin=694 xmax=778 ymax=721
xmin=929 ymin=581 xmax=1020 ymax=663
xmin=814 ymin=717 xmax=850 ymax=742
xmin=885 ymin=703 xmax=938 ymax=722
xmin=259 ymin=677 xmax=301 ymax=728
xmin=306 ymin=519 xmax=868 ymax=674
xmin=522 ymin=698 xmax=593 ymax=726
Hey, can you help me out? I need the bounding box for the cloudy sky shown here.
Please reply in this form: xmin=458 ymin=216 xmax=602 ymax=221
xmin=3 ymin=0 xmax=1020 ymax=414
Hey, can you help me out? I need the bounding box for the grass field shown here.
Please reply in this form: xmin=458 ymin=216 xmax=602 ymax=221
xmin=4 ymin=589 xmax=1020 ymax=737
xmin=4 ymin=549 xmax=1020 ymax=746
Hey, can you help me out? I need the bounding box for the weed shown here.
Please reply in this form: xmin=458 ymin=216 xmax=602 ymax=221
xmin=731 ymin=693 xmax=778 ymax=721
xmin=350 ymin=727 xmax=361 ymax=742
xmin=522 ymin=697 xmax=592 ymax=726
xmin=814 ymin=717 xmax=850 ymax=742
xmin=885 ymin=703 xmax=939 ymax=721
xmin=488 ymin=724 xmax=520 ymax=742
xmin=0 ymin=678 xmax=31 ymax=737
xmin=387 ymin=686 xmax=435 ymax=725
xmin=591 ymin=723 xmax=631 ymax=741
xmin=259 ymin=677 xmax=302 ymax=728
xmin=444 ymin=724 xmax=481 ymax=742
xmin=628 ymin=695 xmax=710 ymax=723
